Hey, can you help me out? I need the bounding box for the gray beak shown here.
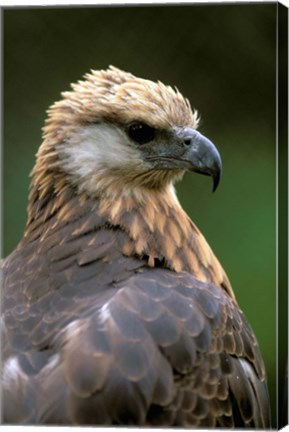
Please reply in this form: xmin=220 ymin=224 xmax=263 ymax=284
xmin=176 ymin=128 xmax=222 ymax=192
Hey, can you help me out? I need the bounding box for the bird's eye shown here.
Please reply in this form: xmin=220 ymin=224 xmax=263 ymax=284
xmin=127 ymin=123 xmax=156 ymax=145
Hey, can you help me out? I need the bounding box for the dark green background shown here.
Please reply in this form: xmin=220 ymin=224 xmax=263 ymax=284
xmin=3 ymin=4 xmax=277 ymax=425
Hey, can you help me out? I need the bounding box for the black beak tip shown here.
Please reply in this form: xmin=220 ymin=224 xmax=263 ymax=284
xmin=210 ymin=147 xmax=222 ymax=193
xmin=212 ymin=169 xmax=221 ymax=193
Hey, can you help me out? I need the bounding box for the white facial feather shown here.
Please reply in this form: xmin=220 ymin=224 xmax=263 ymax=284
xmin=58 ymin=123 xmax=146 ymax=197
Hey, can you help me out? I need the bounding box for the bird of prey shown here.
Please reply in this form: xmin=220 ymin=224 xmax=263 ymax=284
xmin=1 ymin=66 xmax=270 ymax=427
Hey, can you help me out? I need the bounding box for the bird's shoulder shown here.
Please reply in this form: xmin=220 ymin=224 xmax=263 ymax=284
xmin=2 ymin=248 xmax=269 ymax=426
xmin=1 ymin=189 xmax=269 ymax=427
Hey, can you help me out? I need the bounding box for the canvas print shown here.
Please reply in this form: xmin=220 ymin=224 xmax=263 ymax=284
xmin=1 ymin=3 xmax=286 ymax=428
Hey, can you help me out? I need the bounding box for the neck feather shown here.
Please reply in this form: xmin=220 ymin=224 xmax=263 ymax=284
xmin=25 ymin=169 xmax=233 ymax=298
xmin=98 ymin=185 xmax=233 ymax=297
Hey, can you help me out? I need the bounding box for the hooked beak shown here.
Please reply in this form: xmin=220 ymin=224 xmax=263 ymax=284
xmin=175 ymin=128 xmax=222 ymax=192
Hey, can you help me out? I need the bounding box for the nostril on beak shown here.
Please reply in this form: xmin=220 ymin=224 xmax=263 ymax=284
xmin=184 ymin=138 xmax=192 ymax=146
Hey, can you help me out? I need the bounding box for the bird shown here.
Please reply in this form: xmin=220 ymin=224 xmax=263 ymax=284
xmin=1 ymin=66 xmax=270 ymax=427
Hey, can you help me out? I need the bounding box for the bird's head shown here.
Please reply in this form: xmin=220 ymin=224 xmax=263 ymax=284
xmin=34 ymin=66 xmax=222 ymax=199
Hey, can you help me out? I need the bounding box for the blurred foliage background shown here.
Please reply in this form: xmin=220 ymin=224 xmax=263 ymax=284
xmin=3 ymin=4 xmax=276 ymax=425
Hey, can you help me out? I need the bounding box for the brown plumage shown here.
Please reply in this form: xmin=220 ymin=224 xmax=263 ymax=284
xmin=1 ymin=66 xmax=270 ymax=427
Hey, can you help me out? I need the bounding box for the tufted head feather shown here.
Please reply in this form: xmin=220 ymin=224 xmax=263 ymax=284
xmin=44 ymin=66 xmax=198 ymax=135
xmin=31 ymin=66 xmax=201 ymax=199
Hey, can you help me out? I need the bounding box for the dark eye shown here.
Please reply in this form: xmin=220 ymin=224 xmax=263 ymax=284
xmin=127 ymin=123 xmax=156 ymax=144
